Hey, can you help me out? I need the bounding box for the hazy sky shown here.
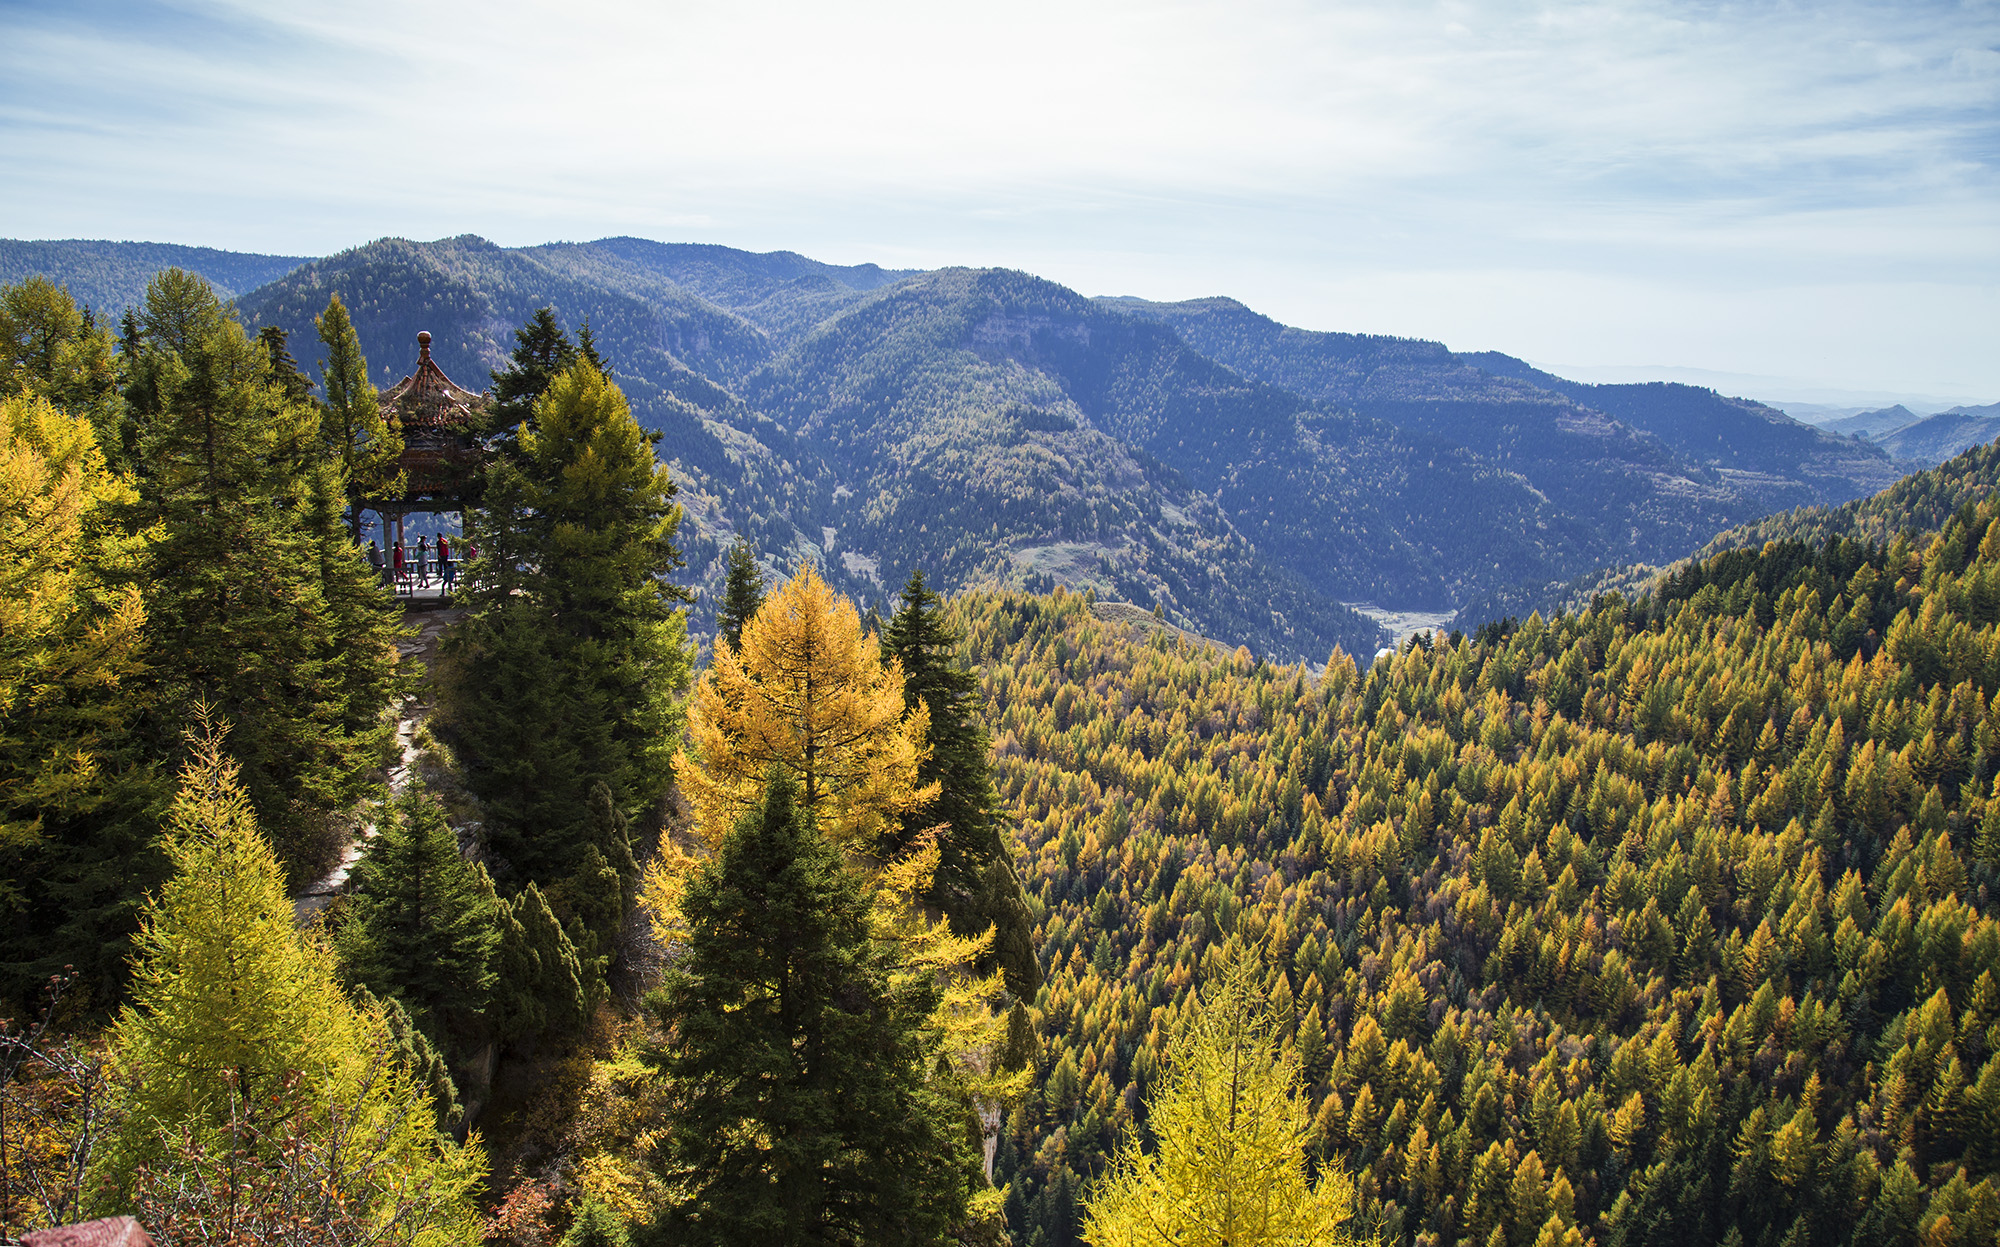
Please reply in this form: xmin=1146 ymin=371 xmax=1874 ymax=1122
xmin=3 ymin=0 xmax=1996 ymax=403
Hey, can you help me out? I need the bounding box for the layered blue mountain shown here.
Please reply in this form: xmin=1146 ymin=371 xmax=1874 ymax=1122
xmin=1875 ymin=405 xmax=2000 ymax=467
xmin=1824 ymin=404 xmax=1923 ymax=440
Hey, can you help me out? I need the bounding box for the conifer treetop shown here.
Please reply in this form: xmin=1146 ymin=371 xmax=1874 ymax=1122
xmin=1082 ymin=949 xmax=1360 ymax=1247
xmin=682 ymin=563 xmax=935 ymax=848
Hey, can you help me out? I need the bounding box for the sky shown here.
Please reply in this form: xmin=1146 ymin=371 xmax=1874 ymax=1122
xmin=2 ymin=0 xmax=1996 ymax=406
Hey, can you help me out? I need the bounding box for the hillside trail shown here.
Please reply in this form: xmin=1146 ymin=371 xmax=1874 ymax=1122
xmin=293 ymin=605 xmax=465 ymax=923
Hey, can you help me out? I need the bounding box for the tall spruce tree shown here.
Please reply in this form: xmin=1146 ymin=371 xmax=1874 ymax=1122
xmin=489 ymin=306 xmax=577 ymax=432
xmin=335 ymin=787 xmax=499 ymax=1050
xmin=575 ymin=316 xmax=607 ymax=375
xmin=436 ymin=597 xmax=592 ymax=877
xmin=255 ymin=325 xmax=312 ymax=405
xmin=442 ymin=359 xmax=690 ymax=899
xmin=488 ymin=878 xmax=588 ymax=1041
xmin=646 ymin=773 xmax=980 ymax=1245
xmin=313 ymin=293 xmax=402 ymax=537
xmin=125 ymin=270 xmax=400 ymax=881
xmin=881 ymin=568 xmax=1039 ymax=996
xmin=716 ymin=538 xmax=766 ymax=654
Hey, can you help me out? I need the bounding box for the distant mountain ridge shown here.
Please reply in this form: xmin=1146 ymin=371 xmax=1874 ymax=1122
xmin=1805 ymin=401 xmax=2000 ymax=469
xmin=1869 ymin=403 xmax=2000 ymax=465
xmin=1451 ymin=349 xmax=1896 ymax=501
xmin=0 ymin=238 xmax=310 ymax=314
xmin=2 ymin=233 xmax=1932 ymax=661
xmin=1824 ymin=404 xmax=1922 ymax=440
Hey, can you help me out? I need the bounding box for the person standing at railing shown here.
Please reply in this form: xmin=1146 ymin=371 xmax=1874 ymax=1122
xmin=438 ymin=534 xmax=456 ymax=593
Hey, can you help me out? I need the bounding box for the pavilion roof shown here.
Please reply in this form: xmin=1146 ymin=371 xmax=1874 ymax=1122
xmin=373 ymin=331 xmax=489 ymax=507
xmin=378 ymin=330 xmax=485 ymax=432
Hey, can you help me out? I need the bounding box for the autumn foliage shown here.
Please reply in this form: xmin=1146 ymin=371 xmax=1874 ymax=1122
xmin=683 ymin=563 xmax=935 ymax=847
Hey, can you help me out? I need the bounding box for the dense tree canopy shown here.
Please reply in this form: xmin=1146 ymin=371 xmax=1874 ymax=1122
xmin=336 ymin=787 xmax=499 ymax=1049
xmin=978 ymin=500 xmax=2000 ymax=1245
xmin=126 ymin=269 xmax=403 ymax=880
xmin=0 ymin=277 xmax=122 ymax=458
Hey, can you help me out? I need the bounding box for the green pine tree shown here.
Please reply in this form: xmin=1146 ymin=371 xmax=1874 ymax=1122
xmin=489 ymin=306 xmax=577 ymax=432
xmin=646 ymin=772 xmax=981 ymax=1246
xmin=881 ymin=568 xmax=1038 ymax=996
xmin=576 ymin=316 xmax=607 ymax=375
xmin=335 ymin=787 xmax=499 ymax=1048
xmin=717 ymin=538 xmax=766 ymax=653
xmin=255 ymin=325 xmax=313 ymax=405
xmin=490 ymin=878 xmax=588 ymax=1042
xmin=441 ymin=360 xmax=690 ymax=895
xmin=437 ymin=597 xmax=593 ymax=881
xmin=540 ymin=782 xmax=639 ymax=972
xmin=93 ymin=715 xmax=483 ymax=1242
xmin=313 ymin=292 xmax=403 ymax=537
xmin=562 ymin=1198 xmax=630 ymax=1247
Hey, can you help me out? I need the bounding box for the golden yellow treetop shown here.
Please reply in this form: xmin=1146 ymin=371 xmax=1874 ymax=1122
xmin=682 ymin=562 xmax=937 ymax=847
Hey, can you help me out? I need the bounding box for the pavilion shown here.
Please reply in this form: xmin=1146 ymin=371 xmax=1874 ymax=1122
xmin=365 ymin=330 xmax=489 ymax=586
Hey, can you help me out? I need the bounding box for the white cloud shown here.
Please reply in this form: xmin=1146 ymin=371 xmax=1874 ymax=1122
xmin=1 ymin=0 xmax=1994 ymax=393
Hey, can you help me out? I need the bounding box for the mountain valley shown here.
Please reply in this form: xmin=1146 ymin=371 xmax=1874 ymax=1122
xmin=3 ymin=234 xmax=1930 ymax=664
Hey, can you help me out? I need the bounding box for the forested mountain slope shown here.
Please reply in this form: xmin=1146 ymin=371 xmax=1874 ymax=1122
xmin=0 ymin=239 xmax=309 ymax=316
xmin=1701 ymin=441 xmax=2000 ymax=559
xmin=1456 ymin=350 xmax=1900 ymax=502
xmin=750 ymin=267 xmax=1597 ymax=639
xmin=1106 ymin=297 xmax=1897 ymax=557
xmin=975 ymin=488 xmax=2000 ymax=1243
xmin=1453 ymin=441 xmax=2000 ymax=634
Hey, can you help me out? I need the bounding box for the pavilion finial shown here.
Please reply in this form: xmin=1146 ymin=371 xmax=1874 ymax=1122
xmin=417 ymin=330 xmax=432 ymax=363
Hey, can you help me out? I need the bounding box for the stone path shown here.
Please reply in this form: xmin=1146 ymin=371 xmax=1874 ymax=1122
xmin=293 ymin=608 xmax=464 ymax=923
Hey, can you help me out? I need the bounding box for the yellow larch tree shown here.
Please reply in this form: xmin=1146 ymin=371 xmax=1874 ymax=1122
xmin=1 ymin=392 xmax=156 ymax=993
xmin=1082 ymin=951 xmax=1361 ymax=1247
xmin=681 ymin=562 xmax=936 ymax=847
xmin=91 ymin=715 xmax=483 ymax=1244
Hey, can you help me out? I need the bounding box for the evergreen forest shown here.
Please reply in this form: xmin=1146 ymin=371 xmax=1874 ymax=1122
xmin=5 ymin=262 xmax=2000 ymax=1247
